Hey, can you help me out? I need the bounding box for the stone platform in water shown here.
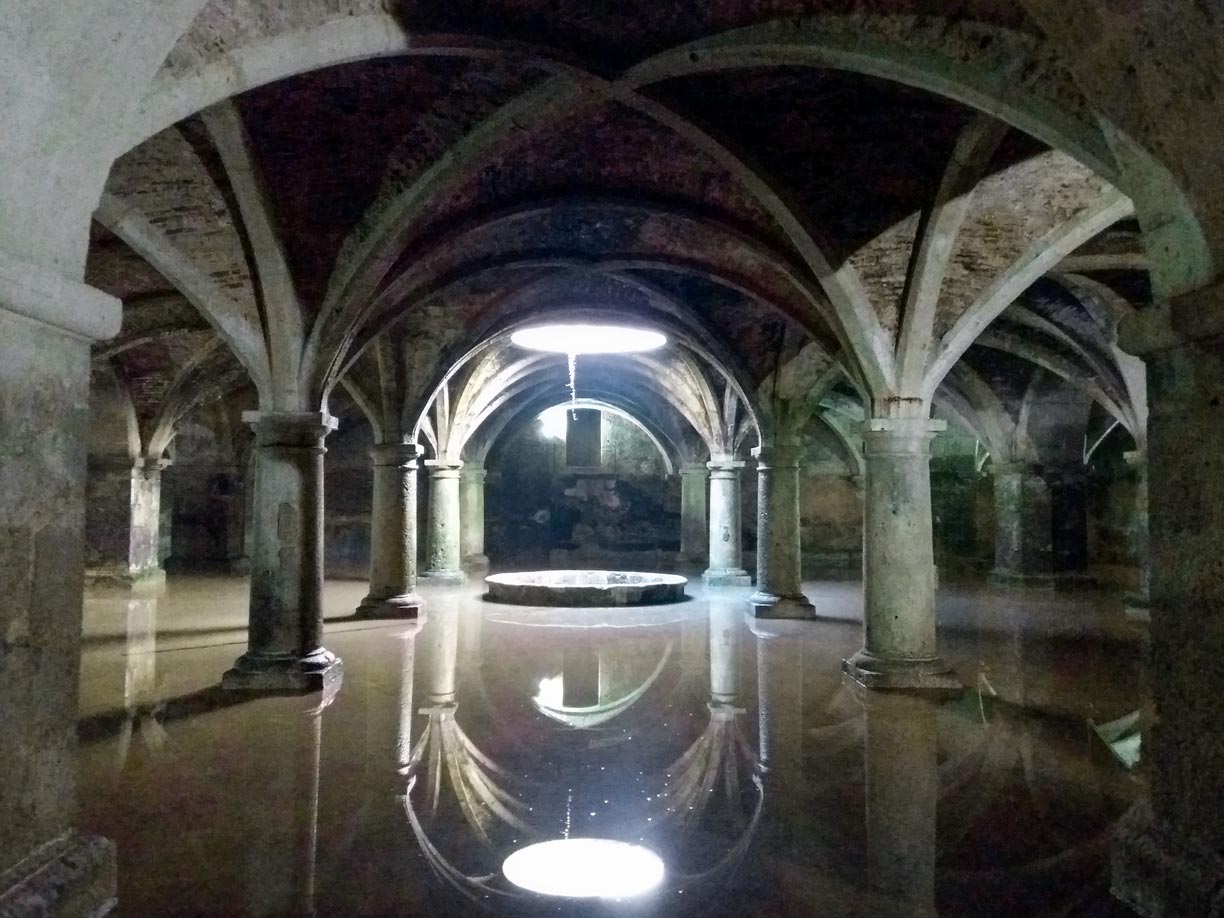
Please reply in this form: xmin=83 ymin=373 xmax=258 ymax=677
xmin=485 ymin=570 xmax=687 ymax=606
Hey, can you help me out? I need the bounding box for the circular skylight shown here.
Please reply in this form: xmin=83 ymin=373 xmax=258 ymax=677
xmin=510 ymin=324 xmax=667 ymax=354
xmin=502 ymin=838 xmax=665 ymax=899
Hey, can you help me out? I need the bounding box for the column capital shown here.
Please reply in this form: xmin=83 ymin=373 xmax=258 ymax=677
xmin=459 ymin=463 xmax=487 ymax=484
xmin=423 ymin=458 xmax=463 ymax=475
xmin=707 ymin=455 xmax=745 ymax=472
xmin=751 ymin=442 xmax=803 ymax=468
xmin=243 ymin=411 xmax=337 ymax=448
xmin=369 ymin=442 xmax=420 ymax=467
xmin=861 ymin=417 xmax=945 ymax=455
xmin=135 ymin=456 xmax=171 ymax=476
xmin=679 ymin=462 xmax=710 ymax=477
xmin=990 ymin=459 xmax=1044 ymax=477
xmin=1123 ymin=449 xmax=1147 ymax=470
xmin=1118 ymin=279 xmax=1224 ymax=357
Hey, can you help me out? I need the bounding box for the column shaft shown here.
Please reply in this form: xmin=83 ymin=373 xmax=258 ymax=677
xmin=844 ymin=418 xmax=958 ymax=692
xmin=677 ymin=463 xmax=709 ymax=565
xmin=358 ymin=443 xmax=422 ymax=618
xmin=990 ymin=461 xmax=1055 ymax=583
xmin=750 ymin=442 xmax=814 ymax=618
xmin=85 ymin=457 xmax=167 ymax=585
xmin=421 ymin=461 xmax=465 ymax=585
xmin=223 ymin=411 xmax=342 ymax=692
xmin=703 ymin=457 xmax=751 ymax=586
xmin=1112 ymin=311 xmax=1224 ymax=915
xmin=1124 ymin=451 xmax=1151 ymax=619
xmin=459 ymin=463 xmax=489 ymax=571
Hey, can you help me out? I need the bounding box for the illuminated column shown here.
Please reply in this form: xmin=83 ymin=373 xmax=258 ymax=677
xmin=358 ymin=443 xmax=423 ymax=619
xmin=862 ymin=692 xmax=939 ymax=916
xmin=844 ymin=418 xmax=958 ymax=693
xmin=703 ymin=456 xmax=751 ymax=586
xmin=750 ymin=441 xmax=814 ymax=618
xmin=990 ymin=460 xmax=1055 ymax=583
xmin=85 ymin=456 xmax=169 ymax=585
xmin=421 ymin=460 xmax=465 ymax=585
xmin=676 ymin=463 xmax=709 ymax=566
xmin=708 ymin=599 xmax=740 ymax=707
xmin=459 ymin=462 xmax=489 ymax=571
xmin=224 ymin=411 xmax=342 ymax=693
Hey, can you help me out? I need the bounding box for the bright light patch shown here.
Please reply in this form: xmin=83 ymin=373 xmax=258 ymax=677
xmin=534 ymin=673 xmax=565 ymax=707
xmin=537 ymin=406 xmax=569 ymax=442
xmin=510 ymin=324 xmax=666 ymax=355
xmin=502 ymin=839 xmax=665 ymax=899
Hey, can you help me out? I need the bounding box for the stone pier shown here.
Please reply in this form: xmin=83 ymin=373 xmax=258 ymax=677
xmin=703 ymin=456 xmax=751 ymax=586
xmin=750 ymin=441 xmax=814 ymax=618
xmin=459 ymin=461 xmax=489 ymax=571
xmin=844 ymin=418 xmax=958 ymax=692
xmin=420 ymin=460 xmax=465 ymax=585
xmin=358 ymin=442 xmax=423 ymax=619
xmin=85 ymin=456 xmax=168 ymax=585
xmin=676 ymin=462 xmax=709 ymax=566
xmin=223 ymin=411 xmax=342 ymax=693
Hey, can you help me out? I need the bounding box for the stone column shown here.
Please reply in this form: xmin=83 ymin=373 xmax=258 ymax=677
xmin=1047 ymin=463 xmax=1091 ymax=581
xmin=708 ymin=598 xmax=740 ymax=707
xmin=459 ymin=461 xmax=489 ymax=571
xmin=85 ymin=456 xmax=169 ymax=585
xmin=420 ymin=460 xmax=466 ymax=585
xmin=990 ymin=460 xmax=1055 ymax=584
xmin=1111 ymin=296 xmax=1224 ymax=916
xmin=750 ymin=442 xmax=814 ymax=618
xmin=844 ymin=418 xmax=958 ymax=692
xmin=676 ymin=463 xmax=709 ymax=567
xmin=358 ymin=443 xmax=423 ymax=619
xmin=861 ymin=692 xmax=939 ymax=916
xmin=703 ymin=456 xmax=751 ymax=586
xmin=0 ymin=268 xmax=118 ymax=915
xmin=223 ymin=411 xmax=342 ymax=693
xmin=1123 ymin=450 xmax=1151 ymax=621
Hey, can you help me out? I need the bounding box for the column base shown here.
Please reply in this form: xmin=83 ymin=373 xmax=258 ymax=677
xmin=461 ymin=554 xmax=490 ymax=572
xmin=419 ymin=569 xmax=467 ymax=586
xmin=1124 ymin=591 xmax=1152 ymax=624
xmin=1112 ymin=801 xmax=1224 ymax=917
xmin=749 ymin=591 xmax=815 ymax=619
xmin=222 ymin=648 xmax=343 ymax=693
xmin=842 ymin=650 xmax=962 ymax=695
xmin=0 ymin=832 xmax=117 ymax=917
xmin=356 ymin=592 xmax=423 ymax=619
xmin=84 ymin=566 xmax=166 ymax=588
xmin=703 ymin=568 xmax=752 ymax=587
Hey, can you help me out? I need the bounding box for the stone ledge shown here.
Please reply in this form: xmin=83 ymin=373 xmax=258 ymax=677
xmin=0 ymin=833 xmax=116 ymax=918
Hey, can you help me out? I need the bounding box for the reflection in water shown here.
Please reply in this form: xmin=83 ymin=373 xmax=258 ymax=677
xmin=76 ymin=577 xmax=1142 ymax=916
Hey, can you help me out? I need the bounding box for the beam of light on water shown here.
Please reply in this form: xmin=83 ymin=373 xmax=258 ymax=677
xmin=502 ymin=838 xmax=666 ymax=899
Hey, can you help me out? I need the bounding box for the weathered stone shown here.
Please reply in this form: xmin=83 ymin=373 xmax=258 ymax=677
xmin=357 ymin=442 xmax=422 ymax=619
xmin=749 ymin=442 xmax=814 ymax=619
xmin=703 ymin=457 xmax=751 ymax=587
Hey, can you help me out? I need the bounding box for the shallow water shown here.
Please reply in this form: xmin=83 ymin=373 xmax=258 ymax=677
xmin=78 ymin=574 xmax=1142 ymax=916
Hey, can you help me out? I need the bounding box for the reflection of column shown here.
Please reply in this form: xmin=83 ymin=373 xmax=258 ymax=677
xmin=85 ymin=457 xmax=169 ymax=585
xmin=242 ymin=694 xmax=327 ymax=917
xmin=421 ymin=461 xmax=466 ymax=585
xmin=116 ymin=584 xmax=166 ymax=772
xmin=422 ymin=596 xmax=461 ymax=710
xmin=844 ymin=419 xmax=958 ymax=692
xmin=861 ymin=692 xmax=939 ymax=917
xmin=677 ymin=463 xmax=709 ymax=566
xmin=704 ymin=456 xmax=751 ymax=586
xmin=224 ymin=412 xmax=342 ymax=693
xmin=709 ymin=600 xmax=740 ymax=706
xmin=358 ymin=443 xmax=423 ymax=619
xmin=749 ymin=620 xmax=804 ymax=787
xmin=750 ymin=442 xmax=814 ymax=618
xmin=990 ymin=461 xmax=1055 ymax=583
xmin=459 ymin=462 xmax=489 ymax=572
xmin=1123 ymin=450 xmax=1150 ymax=621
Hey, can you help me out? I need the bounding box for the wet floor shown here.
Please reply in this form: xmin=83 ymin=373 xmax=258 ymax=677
xmin=78 ymin=574 xmax=1144 ymax=916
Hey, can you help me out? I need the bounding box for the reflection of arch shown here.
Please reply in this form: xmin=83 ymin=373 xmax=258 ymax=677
xmin=532 ymin=641 xmax=674 ymax=729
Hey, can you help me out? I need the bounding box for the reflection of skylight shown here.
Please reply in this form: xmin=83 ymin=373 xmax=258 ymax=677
xmin=537 ymin=406 xmax=569 ymax=442
xmin=510 ymin=324 xmax=666 ymax=354
xmin=502 ymin=838 xmax=665 ymax=899
xmin=534 ymin=673 xmax=565 ymax=708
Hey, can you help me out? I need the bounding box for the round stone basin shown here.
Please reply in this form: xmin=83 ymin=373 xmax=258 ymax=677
xmin=485 ymin=570 xmax=687 ymax=607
